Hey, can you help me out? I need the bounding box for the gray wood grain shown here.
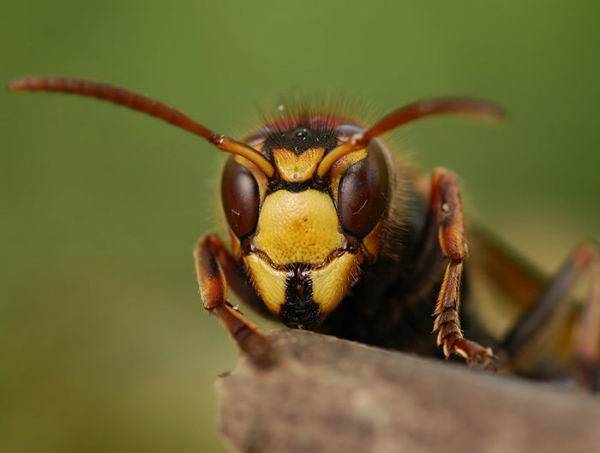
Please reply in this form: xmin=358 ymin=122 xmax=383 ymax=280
xmin=217 ymin=330 xmax=600 ymax=453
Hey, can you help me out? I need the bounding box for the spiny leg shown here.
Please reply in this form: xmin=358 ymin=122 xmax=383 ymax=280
xmin=195 ymin=234 xmax=275 ymax=367
xmin=500 ymin=243 xmax=600 ymax=389
xmin=429 ymin=168 xmax=495 ymax=369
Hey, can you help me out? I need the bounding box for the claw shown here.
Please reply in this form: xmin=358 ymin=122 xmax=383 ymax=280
xmin=452 ymin=339 xmax=497 ymax=372
xmin=466 ymin=347 xmax=498 ymax=372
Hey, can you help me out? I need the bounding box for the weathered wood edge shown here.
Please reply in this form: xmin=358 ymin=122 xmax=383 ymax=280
xmin=217 ymin=330 xmax=600 ymax=453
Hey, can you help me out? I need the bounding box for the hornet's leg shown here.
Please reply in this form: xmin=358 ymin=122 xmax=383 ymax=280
xmin=500 ymin=243 xmax=600 ymax=390
xmin=429 ymin=168 xmax=496 ymax=369
xmin=195 ymin=233 xmax=275 ymax=367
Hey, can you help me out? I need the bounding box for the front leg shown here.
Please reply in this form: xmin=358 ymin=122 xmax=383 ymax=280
xmin=429 ymin=168 xmax=495 ymax=369
xmin=195 ymin=233 xmax=275 ymax=367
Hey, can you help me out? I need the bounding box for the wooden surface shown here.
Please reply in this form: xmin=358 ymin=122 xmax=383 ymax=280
xmin=217 ymin=330 xmax=600 ymax=452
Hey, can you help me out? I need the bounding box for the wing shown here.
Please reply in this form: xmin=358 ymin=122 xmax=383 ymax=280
xmin=466 ymin=224 xmax=547 ymax=341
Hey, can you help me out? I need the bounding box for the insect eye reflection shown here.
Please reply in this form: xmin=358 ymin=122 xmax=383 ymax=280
xmin=337 ymin=141 xmax=390 ymax=239
xmin=221 ymin=157 xmax=260 ymax=239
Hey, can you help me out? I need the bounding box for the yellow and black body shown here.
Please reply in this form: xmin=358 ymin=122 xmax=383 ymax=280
xmin=220 ymin=115 xmax=494 ymax=360
xmin=9 ymin=76 xmax=600 ymax=388
xmin=222 ymin=119 xmax=396 ymax=329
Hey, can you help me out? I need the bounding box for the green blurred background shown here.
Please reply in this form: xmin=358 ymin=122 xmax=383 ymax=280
xmin=1 ymin=1 xmax=599 ymax=451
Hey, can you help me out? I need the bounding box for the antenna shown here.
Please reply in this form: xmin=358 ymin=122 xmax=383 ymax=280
xmin=9 ymin=77 xmax=275 ymax=176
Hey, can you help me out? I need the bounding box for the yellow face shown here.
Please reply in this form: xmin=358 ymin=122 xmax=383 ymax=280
xmin=246 ymin=188 xmax=361 ymax=322
xmin=222 ymin=126 xmax=390 ymax=328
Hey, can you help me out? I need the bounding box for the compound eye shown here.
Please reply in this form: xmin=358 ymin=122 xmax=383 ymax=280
xmin=221 ymin=157 xmax=260 ymax=238
xmin=338 ymin=141 xmax=390 ymax=238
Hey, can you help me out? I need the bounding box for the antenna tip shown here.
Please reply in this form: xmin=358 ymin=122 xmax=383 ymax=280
xmin=455 ymin=99 xmax=507 ymax=125
xmin=476 ymin=100 xmax=507 ymax=123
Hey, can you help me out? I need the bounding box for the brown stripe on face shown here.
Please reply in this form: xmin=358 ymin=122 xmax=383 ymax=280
xmin=244 ymin=247 xmax=361 ymax=327
xmin=279 ymin=265 xmax=321 ymax=329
